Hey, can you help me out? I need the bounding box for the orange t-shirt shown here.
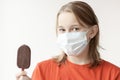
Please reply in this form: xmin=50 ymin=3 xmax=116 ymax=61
xmin=32 ymin=59 xmax=120 ymax=80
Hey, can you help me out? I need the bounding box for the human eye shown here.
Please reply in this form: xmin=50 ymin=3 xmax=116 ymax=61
xmin=57 ymin=27 xmax=66 ymax=33
xmin=71 ymin=25 xmax=81 ymax=32
xmin=59 ymin=28 xmax=65 ymax=32
xmin=72 ymin=27 xmax=81 ymax=32
xmin=73 ymin=27 xmax=80 ymax=31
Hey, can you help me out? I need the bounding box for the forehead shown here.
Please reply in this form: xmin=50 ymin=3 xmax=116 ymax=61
xmin=58 ymin=12 xmax=79 ymax=26
xmin=57 ymin=12 xmax=88 ymax=28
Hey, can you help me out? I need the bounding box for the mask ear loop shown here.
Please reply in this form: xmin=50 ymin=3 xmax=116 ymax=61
xmin=84 ymin=30 xmax=90 ymax=42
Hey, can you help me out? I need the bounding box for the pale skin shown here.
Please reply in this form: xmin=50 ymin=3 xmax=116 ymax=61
xmin=57 ymin=12 xmax=98 ymax=65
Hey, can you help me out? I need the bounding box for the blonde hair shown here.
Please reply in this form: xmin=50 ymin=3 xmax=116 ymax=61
xmin=53 ymin=1 xmax=101 ymax=67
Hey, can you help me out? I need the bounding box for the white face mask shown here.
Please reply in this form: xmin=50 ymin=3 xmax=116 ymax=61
xmin=57 ymin=31 xmax=89 ymax=56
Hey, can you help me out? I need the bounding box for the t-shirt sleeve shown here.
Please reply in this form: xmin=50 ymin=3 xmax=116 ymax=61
xmin=31 ymin=63 xmax=44 ymax=80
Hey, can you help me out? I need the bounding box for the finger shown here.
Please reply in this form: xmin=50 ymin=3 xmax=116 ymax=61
xmin=16 ymin=71 xmax=27 ymax=79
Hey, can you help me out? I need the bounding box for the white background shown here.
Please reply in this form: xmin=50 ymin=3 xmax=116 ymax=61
xmin=0 ymin=0 xmax=120 ymax=80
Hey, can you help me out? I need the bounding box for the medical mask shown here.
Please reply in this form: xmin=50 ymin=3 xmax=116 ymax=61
xmin=57 ymin=31 xmax=89 ymax=56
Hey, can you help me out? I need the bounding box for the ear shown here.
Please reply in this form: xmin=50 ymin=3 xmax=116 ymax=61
xmin=89 ymin=25 xmax=98 ymax=39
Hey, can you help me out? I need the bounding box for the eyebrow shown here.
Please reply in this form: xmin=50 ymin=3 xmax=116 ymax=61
xmin=71 ymin=24 xmax=80 ymax=27
xmin=57 ymin=24 xmax=80 ymax=28
xmin=57 ymin=26 xmax=64 ymax=28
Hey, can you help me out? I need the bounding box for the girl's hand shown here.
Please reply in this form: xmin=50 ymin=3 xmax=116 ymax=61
xmin=16 ymin=71 xmax=31 ymax=80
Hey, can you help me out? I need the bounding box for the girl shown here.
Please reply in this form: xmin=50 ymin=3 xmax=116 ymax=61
xmin=17 ymin=1 xmax=120 ymax=80
xmin=32 ymin=1 xmax=120 ymax=80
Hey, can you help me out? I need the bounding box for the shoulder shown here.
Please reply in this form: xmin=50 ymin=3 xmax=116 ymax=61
xmin=99 ymin=59 xmax=120 ymax=74
xmin=32 ymin=59 xmax=58 ymax=79
xmin=101 ymin=60 xmax=119 ymax=69
xmin=36 ymin=58 xmax=58 ymax=69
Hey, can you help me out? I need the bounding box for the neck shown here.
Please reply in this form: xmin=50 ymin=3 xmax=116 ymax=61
xmin=67 ymin=45 xmax=90 ymax=65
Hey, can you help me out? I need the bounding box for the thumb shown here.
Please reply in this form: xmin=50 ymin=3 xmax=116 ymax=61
xmin=19 ymin=76 xmax=31 ymax=80
xmin=16 ymin=71 xmax=27 ymax=79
